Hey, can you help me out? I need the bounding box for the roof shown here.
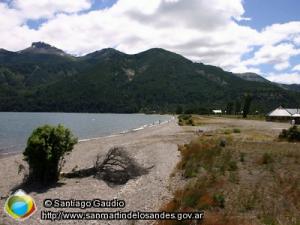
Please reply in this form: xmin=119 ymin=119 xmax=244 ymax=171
xmin=268 ymin=108 xmax=291 ymax=117
xmin=212 ymin=110 xmax=222 ymax=113
xmin=286 ymin=108 xmax=300 ymax=114
xmin=268 ymin=106 xmax=300 ymax=117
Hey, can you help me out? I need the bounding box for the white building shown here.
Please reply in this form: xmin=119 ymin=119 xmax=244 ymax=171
xmin=212 ymin=109 xmax=222 ymax=114
xmin=267 ymin=106 xmax=300 ymax=124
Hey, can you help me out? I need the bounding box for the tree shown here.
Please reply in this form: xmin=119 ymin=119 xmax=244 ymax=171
xmin=226 ymin=102 xmax=234 ymax=115
xmin=23 ymin=124 xmax=78 ymax=185
xmin=176 ymin=105 xmax=183 ymax=114
xmin=242 ymin=95 xmax=253 ymax=118
xmin=235 ymin=101 xmax=241 ymax=115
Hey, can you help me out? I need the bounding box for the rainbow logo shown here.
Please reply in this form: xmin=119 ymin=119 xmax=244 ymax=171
xmin=4 ymin=189 xmax=37 ymax=221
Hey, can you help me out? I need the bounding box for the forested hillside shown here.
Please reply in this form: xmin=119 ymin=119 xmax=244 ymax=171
xmin=1 ymin=42 xmax=300 ymax=113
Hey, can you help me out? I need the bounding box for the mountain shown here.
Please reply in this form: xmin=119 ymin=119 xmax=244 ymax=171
xmin=1 ymin=43 xmax=300 ymax=113
xmin=19 ymin=42 xmax=69 ymax=56
xmin=234 ymin=73 xmax=270 ymax=83
xmin=276 ymin=83 xmax=300 ymax=92
xmin=234 ymin=72 xmax=300 ymax=93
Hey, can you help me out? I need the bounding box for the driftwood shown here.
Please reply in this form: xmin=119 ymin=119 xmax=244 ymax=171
xmin=63 ymin=147 xmax=153 ymax=185
xmin=95 ymin=147 xmax=150 ymax=185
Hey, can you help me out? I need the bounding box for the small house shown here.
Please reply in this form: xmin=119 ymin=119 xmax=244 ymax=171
xmin=266 ymin=106 xmax=300 ymax=124
xmin=212 ymin=109 xmax=222 ymax=115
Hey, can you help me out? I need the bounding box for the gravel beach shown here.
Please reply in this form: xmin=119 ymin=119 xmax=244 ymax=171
xmin=0 ymin=119 xmax=195 ymax=225
xmin=0 ymin=116 xmax=290 ymax=225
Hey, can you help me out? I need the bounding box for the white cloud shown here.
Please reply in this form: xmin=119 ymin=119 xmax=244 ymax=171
xmin=267 ymin=72 xmax=300 ymax=84
xmin=274 ymin=62 xmax=290 ymax=71
xmin=0 ymin=0 xmax=299 ymax=83
xmin=0 ymin=2 xmax=23 ymax=30
xmin=230 ymin=65 xmax=261 ymax=74
xmin=12 ymin=0 xmax=92 ymax=19
xmin=243 ymin=43 xmax=300 ymax=71
xmin=294 ymin=35 xmax=300 ymax=45
xmin=259 ymin=22 xmax=300 ymax=46
xmin=292 ymin=64 xmax=300 ymax=72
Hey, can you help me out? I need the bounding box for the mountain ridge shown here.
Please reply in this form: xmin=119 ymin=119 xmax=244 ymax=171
xmin=1 ymin=42 xmax=300 ymax=113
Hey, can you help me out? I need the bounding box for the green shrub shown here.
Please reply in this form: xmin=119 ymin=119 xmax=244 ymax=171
xmin=219 ymin=139 xmax=227 ymax=147
xmin=178 ymin=114 xmax=192 ymax=120
xmin=228 ymin=171 xmax=239 ymax=184
xmin=262 ymin=153 xmax=273 ymax=164
xmin=228 ymin=161 xmax=238 ymax=171
xmin=279 ymin=126 xmax=300 ymax=142
xmin=240 ymin=152 xmax=246 ymax=162
xmin=233 ymin=128 xmax=241 ymax=133
xmin=178 ymin=114 xmax=194 ymax=126
xmin=213 ymin=193 xmax=225 ymax=208
xmin=224 ymin=129 xmax=232 ymax=135
xmin=260 ymin=214 xmax=279 ymax=225
xmin=23 ymin=124 xmax=78 ymax=185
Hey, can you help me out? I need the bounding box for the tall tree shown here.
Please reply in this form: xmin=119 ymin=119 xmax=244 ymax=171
xmin=235 ymin=101 xmax=241 ymax=115
xmin=243 ymin=95 xmax=253 ymax=118
xmin=226 ymin=102 xmax=234 ymax=115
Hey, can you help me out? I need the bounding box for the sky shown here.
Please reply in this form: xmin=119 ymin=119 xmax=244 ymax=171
xmin=0 ymin=0 xmax=300 ymax=84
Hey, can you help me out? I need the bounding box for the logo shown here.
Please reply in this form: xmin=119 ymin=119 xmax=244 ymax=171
xmin=4 ymin=189 xmax=37 ymax=221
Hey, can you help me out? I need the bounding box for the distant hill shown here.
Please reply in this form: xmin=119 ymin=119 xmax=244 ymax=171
xmin=276 ymin=83 xmax=300 ymax=92
xmin=1 ymin=42 xmax=300 ymax=113
xmin=234 ymin=73 xmax=270 ymax=83
xmin=234 ymin=72 xmax=300 ymax=93
xmin=19 ymin=42 xmax=70 ymax=56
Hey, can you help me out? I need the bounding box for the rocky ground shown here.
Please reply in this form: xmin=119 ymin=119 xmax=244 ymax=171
xmin=0 ymin=119 xmax=195 ymax=225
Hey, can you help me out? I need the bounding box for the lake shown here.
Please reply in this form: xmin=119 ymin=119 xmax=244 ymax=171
xmin=0 ymin=112 xmax=172 ymax=155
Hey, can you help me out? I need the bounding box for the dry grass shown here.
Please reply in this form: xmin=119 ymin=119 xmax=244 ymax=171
xmin=158 ymin=119 xmax=300 ymax=225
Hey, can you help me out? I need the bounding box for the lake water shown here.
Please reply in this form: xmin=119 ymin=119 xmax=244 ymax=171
xmin=0 ymin=113 xmax=172 ymax=155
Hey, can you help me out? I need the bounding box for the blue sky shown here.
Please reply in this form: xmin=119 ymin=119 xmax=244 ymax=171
xmin=1 ymin=0 xmax=300 ymax=83
xmin=241 ymin=0 xmax=300 ymax=30
xmin=90 ymin=0 xmax=117 ymax=10
xmin=238 ymin=0 xmax=300 ymax=80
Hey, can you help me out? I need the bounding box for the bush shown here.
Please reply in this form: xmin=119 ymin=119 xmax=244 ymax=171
xmin=279 ymin=126 xmax=300 ymax=142
xmin=213 ymin=193 xmax=225 ymax=208
xmin=233 ymin=128 xmax=241 ymax=133
xmin=224 ymin=129 xmax=232 ymax=135
xmin=178 ymin=114 xmax=194 ymax=126
xmin=23 ymin=124 xmax=78 ymax=185
xmin=228 ymin=161 xmax=238 ymax=171
xmin=262 ymin=153 xmax=273 ymax=164
xmin=178 ymin=114 xmax=192 ymax=120
xmin=240 ymin=152 xmax=246 ymax=162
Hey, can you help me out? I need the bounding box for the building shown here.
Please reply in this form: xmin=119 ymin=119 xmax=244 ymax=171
xmin=266 ymin=106 xmax=300 ymax=124
xmin=212 ymin=109 xmax=222 ymax=115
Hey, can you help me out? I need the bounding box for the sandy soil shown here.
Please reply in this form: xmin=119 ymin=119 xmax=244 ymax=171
xmin=0 ymin=119 xmax=195 ymax=225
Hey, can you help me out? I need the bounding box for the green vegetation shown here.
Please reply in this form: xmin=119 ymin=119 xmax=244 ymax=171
xmin=1 ymin=45 xmax=300 ymax=113
xmin=279 ymin=126 xmax=300 ymax=142
xmin=242 ymin=94 xmax=253 ymax=118
xmin=222 ymin=128 xmax=241 ymax=135
xmin=23 ymin=124 xmax=78 ymax=185
xmin=239 ymin=152 xmax=246 ymax=162
xmin=213 ymin=193 xmax=225 ymax=208
xmin=178 ymin=114 xmax=195 ymax=126
xmin=261 ymin=153 xmax=274 ymax=164
xmin=233 ymin=128 xmax=241 ymax=133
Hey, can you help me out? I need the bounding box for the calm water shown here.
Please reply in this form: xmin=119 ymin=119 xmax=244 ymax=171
xmin=0 ymin=113 xmax=172 ymax=155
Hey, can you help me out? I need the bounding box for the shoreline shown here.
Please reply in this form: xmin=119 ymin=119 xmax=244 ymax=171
xmin=78 ymin=116 xmax=175 ymax=143
xmin=0 ymin=117 xmax=194 ymax=225
xmin=0 ymin=115 xmax=176 ymax=158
